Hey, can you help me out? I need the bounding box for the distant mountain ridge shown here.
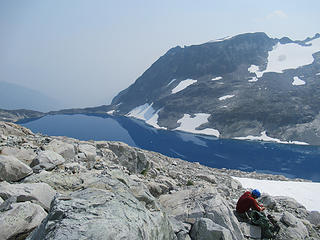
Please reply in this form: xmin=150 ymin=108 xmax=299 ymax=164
xmin=111 ymin=32 xmax=320 ymax=145
xmin=0 ymin=82 xmax=63 ymax=112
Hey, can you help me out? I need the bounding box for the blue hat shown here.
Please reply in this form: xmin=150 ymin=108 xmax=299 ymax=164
xmin=251 ymin=189 xmax=261 ymax=198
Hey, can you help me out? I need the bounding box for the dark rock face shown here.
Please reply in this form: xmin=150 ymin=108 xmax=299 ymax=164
xmin=112 ymin=32 xmax=320 ymax=145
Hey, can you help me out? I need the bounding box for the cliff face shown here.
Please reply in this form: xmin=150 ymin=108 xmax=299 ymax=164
xmin=111 ymin=32 xmax=320 ymax=145
xmin=0 ymin=121 xmax=319 ymax=239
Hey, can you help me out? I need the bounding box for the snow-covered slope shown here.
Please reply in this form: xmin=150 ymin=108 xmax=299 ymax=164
xmin=233 ymin=177 xmax=320 ymax=212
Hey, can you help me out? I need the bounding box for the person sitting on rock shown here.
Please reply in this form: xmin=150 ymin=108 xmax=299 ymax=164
xmin=236 ymin=189 xmax=265 ymax=218
xmin=236 ymin=189 xmax=279 ymax=239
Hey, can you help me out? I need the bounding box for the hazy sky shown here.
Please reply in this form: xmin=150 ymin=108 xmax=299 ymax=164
xmin=1 ymin=0 xmax=319 ymax=109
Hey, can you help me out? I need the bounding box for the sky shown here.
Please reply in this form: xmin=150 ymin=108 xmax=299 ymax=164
xmin=0 ymin=0 xmax=319 ymax=109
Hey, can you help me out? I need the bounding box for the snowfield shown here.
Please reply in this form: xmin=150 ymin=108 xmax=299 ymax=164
xmin=171 ymin=79 xmax=197 ymax=94
xmin=248 ymin=76 xmax=258 ymax=82
xmin=234 ymin=131 xmax=308 ymax=145
xmin=248 ymin=37 xmax=320 ymax=78
xmin=167 ymin=79 xmax=176 ymax=86
xmin=127 ymin=103 xmax=164 ymax=129
xmin=292 ymin=76 xmax=306 ymax=86
xmin=175 ymin=113 xmax=220 ymax=137
xmin=106 ymin=110 xmax=115 ymax=115
xmin=212 ymin=76 xmax=223 ymax=81
xmin=208 ymin=36 xmax=232 ymax=43
xmin=219 ymin=95 xmax=235 ymax=101
xmin=233 ymin=177 xmax=320 ymax=212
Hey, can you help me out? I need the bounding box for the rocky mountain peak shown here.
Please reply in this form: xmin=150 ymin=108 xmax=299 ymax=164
xmin=111 ymin=32 xmax=320 ymax=145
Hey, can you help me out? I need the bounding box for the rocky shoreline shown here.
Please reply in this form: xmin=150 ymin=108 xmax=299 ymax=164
xmin=0 ymin=121 xmax=319 ymax=239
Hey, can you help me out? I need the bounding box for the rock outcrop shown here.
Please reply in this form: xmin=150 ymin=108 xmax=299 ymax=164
xmin=0 ymin=155 xmax=33 ymax=182
xmin=0 ymin=121 xmax=319 ymax=240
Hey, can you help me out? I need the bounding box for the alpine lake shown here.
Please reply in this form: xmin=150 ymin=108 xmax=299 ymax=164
xmin=18 ymin=114 xmax=320 ymax=182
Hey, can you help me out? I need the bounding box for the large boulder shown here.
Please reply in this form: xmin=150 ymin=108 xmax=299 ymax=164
xmin=0 ymin=121 xmax=33 ymax=137
xmin=279 ymin=211 xmax=309 ymax=239
xmin=159 ymin=186 xmax=244 ymax=240
xmin=0 ymin=181 xmax=56 ymax=211
xmin=240 ymin=222 xmax=261 ymax=239
xmin=107 ymin=141 xmax=150 ymax=173
xmin=190 ymin=218 xmax=233 ymax=240
xmin=44 ymin=139 xmax=75 ymax=160
xmin=159 ymin=187 xmax=208 ymax=221
xmin=27 ymin=188 xmax=177 ymax=240
xmin=260 ymin=194 xmax=277 ymax=210
xmin=78 ymin=143 xmax=97 ymax=161
xmin=0 ymin=201 xmax=47 ymax=240
xmin=22 ymin=170 xmax=85 ymax=194
xmin=31 ymin=150 xmax=65 ymax=171
xmin=203 ymin=193 xmax=244 ymax=240
xmin=1 ymin=146 xmax=37 ymax=165
xmin=0 ymin=155 xmax=33 ymax=182
xmin=307 ymin=211 xmax=320 ymax=226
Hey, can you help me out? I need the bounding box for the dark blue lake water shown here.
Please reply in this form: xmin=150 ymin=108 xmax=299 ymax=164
xmin=18 ymin=114 xmax=320 ymax=182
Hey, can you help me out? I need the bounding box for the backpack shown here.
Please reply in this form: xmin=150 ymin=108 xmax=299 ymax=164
xmin=248 ymin=211 xmax=280 ymax=239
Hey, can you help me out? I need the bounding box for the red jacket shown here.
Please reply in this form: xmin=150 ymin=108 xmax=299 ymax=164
xmin=236 ymin=191 xmax=262 ymax=213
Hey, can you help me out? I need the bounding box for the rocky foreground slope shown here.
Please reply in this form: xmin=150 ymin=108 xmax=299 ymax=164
xmin=0 ymin=121 xmax=319 ymax=240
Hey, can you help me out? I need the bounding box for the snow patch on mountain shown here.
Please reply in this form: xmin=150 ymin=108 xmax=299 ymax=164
xmin=211 ymin=76 xmax=223 ymax=81
xmin=208 ymin=36 xmax=232 ymax=43
xmin=248 ymin=76 xmax=258 ymax=82
xmin=316 ymin=73 xmax=320 ymax=76
xmin=248 ymin=65 xmax=261 ymax=77
xmin=233 ymin=177 xmax=320 ymax=212
xmin=248 ymin=37 xmax=320 ymax=78
xmin=167 ymin=79 xmax=177 ymax=86
xmin=107 ymin=110 xmax=115 ymax=115
xmin=171 ymin=79 xmax=197 ymax=94
xmin=234 ymin=131 xmax=308 ymax=145
xmin=292 ymin=76 xmax=306 ymax=86
xmin=175 ymin=113 xmax=220 ymax=137
xmin=219 ymin=95 xmax=235 ymax=101
xmin=127 ymin=103 xmax=164 ymax=129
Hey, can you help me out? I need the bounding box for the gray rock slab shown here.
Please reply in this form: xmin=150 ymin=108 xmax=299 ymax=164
xmin=159 ymin=186 xmax=244 ymax=240
xmin=107 ymin=141 xmax=150 ymax=173
xmin=190 ymin=217 xmax=233 ymax=240
xmin=78 ymin=143 xmax=97 ymax=161
xmin=1 ymin=146 xmax=37 ymax=165
xmin=204 ymin=193 xmax=244 ymax=240
xmin=307 ymin=211 xmax=320 ymax=226
xmin=22 ymin=170 xmax=84 ymax=194
xmin=0 ymin=181 xmax=56 ymax=211
xmin=31 ymin=150 xmax=65 ymax=171
xmin=0 ymin=202 xmax=47 ymax=240
xmin=280 ymin=211 xmax=308 ymax=239
xmin=240 ymin=222 xmax=261 ymax=239
xmin=177 ymin=231 xmax=191 ymax=240
xmin=27 ymin=188 xmax=176 ymax=240
xmin=196 ymin=174 xmax=217 ymax=184
xmin=44 ymin=139 xmax=75 ymax=160
xmin=0 ymin=121 xmax=33 ymax=137
xmin=159 ymin=187 xmax=207 ymax=221
xmin=0 ymin=155 xmax=33 ymax=182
